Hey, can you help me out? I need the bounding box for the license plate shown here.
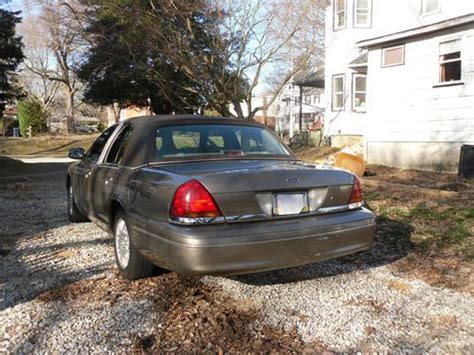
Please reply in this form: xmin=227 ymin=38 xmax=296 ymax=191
xmin=273 ymin=193 xmax=308 ymax=216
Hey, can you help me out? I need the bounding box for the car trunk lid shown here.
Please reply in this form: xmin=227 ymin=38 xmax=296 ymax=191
xmin=155 ymin=159 xmax=355 ymax=221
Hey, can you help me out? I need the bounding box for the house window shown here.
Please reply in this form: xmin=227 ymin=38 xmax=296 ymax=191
xmin=334 ymin=0 xmax=346 ymax=30
xmin=439 ymin=39 xmax=461 ymax=82
xmin=313 ymin=94 xmax=320 ymax=105
xmin=354 ymin=0 xmax=372 ymax=27
xmin=382 ymin=45 xmax=405 ymax=67
xmin=332 ymin=74 xmax=345 ymax=111
xmin=304 ymin=95 xmax=311 ymax=105
xmin=421 ymin=0 xmax=439 ymax=15
xmin=352 ymin=74 xmax=367 ymax=111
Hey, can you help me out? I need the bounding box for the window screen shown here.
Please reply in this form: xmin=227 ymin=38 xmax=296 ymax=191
xmin=334 ymin=0 xmax=346 ymax=29
xmin=421 ymin=0 xmax=439 ymax=14
xmin=382 ymin=45 xmax=405 ymax=67
xmin=352 ymin=74 xmax=367 ymax=111
xmin=332 ymin=75 xmax=345 ymax=110
xmin=354 ymin=0 xmax=371 ymax=27
xmin=439 ymin=39 xmax=461 ymax=82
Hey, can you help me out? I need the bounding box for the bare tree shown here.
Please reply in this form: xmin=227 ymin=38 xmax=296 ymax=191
xmin=20 ymin=0 xmax=85 ymax=134
xmin=18 ymin=14 xmax=60 ymax=113
xmin=156 ymin=0 xmax=328 ymax=120
xmin=96 ymin=0 xmax=327 ymax=120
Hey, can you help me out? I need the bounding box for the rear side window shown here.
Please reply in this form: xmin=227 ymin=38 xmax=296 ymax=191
xmin=154 ymin=124 xmax=290 ymax=159
xmin=84 ymin=125 xmax=116 ymax=163
xmin=106 ymin=125 xmax=133 ymax=165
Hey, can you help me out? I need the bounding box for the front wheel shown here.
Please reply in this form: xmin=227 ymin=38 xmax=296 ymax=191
xmin=67 ymin=184 xmax=89 ymax=223
xmin=113 ymin=211 xmax=156 ymax=280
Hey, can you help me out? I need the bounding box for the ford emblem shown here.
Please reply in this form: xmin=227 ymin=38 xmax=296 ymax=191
xmin=287 ymin=177 xmax=299 ymax=183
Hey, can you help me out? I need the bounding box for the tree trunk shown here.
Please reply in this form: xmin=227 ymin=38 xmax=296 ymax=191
xmin=107 ymin=103 xmax=120 ymax=126
xmin=65 ymin=87 xmax=75 ymax=135
xmin=232 ymin=101 xmax=246 ymax=120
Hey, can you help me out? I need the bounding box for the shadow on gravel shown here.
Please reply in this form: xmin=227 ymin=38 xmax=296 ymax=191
xmin=0 ymin=156 xmax=69 ymax=178
xmin=16 ymin=237 xmax=110 ymax=255
xmin=0 ymin=157 xmax=114 ymax=311
xmin=10 ymin=273 xmax=325 ymax=352
xmin=229 ymin=217 xmax=414 ymax=286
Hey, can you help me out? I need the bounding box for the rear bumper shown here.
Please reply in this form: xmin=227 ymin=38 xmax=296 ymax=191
xmin=131 ymin=208 xmax=376 ymax=276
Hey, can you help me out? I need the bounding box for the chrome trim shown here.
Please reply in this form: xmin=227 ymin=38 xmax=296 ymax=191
xmin=317 ymin=205 xmax=350 ymax=214
xmin=225 ymin=214 xmax=268 ymax=222
xmin=170 ymin=216 xmax=226 ymax=225
xmin=169 ymin=202 xmax=365 ymax=226
xmin=348 ymin=202 xmax=364 ymax=210
xmin=97 ymin=122 xmax=125 ymax=165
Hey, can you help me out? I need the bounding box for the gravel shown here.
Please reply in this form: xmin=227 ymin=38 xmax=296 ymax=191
xmin=1 ymin=158 xmax=473 ymax=352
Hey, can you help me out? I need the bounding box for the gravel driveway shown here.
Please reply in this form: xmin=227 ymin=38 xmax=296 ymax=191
xmin=1 ymin=157 xmax=473 ymax=352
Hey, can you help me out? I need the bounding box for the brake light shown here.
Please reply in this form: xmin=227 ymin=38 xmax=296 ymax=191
xmin=170 ymin=180 xmax=222 ymax=218
xmin=348 ymin=175 xmax=363 ymax=205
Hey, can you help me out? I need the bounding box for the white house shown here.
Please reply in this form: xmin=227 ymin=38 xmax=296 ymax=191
xmin=324 ymin=0 xmax=474 ymax=172
xmin=275 ymin=71 xmax=325 ymax=138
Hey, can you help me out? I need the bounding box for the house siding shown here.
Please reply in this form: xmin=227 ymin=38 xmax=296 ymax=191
xmin=324 ymin=0 xmax=474 ymax=172
xmin=365 ymin=24 xmax=474 ymax=172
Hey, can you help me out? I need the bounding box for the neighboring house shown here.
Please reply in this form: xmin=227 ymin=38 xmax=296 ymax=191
xmin=1 ymin=105 xmax=17 ymax=136
xmin=325 ymin=0 xmax=474 ymax=172
xmin=119 ymin=105 xmax=153 ymax=121
xmin=275 ymin=70 xmax=325 ymax=138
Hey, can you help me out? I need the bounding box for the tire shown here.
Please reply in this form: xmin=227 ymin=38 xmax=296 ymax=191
xmin=67 ymin=184 xmax=89 ymax=222
xmin=113 ymin=210 xmax=156 ymax=280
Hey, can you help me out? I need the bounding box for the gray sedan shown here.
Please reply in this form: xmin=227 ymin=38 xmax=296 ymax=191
xmin=67 ymin=115 xmax=375 ymax=280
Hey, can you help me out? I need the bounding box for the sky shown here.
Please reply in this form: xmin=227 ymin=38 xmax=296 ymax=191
xmin=0 ymin=0 xmax=21 ymax=11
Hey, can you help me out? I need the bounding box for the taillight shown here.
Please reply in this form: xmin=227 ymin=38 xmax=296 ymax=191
xmin=170 ymin=180 xmax=222 ymax=218
xmin=348 ymin=175 xmax=363 ymax=205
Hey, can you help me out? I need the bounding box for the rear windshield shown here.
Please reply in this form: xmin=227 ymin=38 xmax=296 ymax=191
xmin=153 ymin=124 xmax=291 ymax=159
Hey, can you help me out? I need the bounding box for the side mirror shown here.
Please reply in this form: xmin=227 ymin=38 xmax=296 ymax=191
xmin=68 ymin=147 xmax=86 ymax=160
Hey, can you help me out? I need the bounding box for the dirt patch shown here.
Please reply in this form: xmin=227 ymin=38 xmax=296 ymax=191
xmin=386 ymin=280 xmax=411 ymax=294
xmin=37 ymin=273 xmax=325 ymax=353
xmin=294 ymin=146 xmax=340 ymax=163
xmin=366 ymin=165 xmax=473 ymax=192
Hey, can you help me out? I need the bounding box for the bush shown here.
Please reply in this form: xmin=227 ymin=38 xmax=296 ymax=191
xmin=97 ymin=121 xmax=106 ymax=132
xmin=17 ymin=98 xmax=47 ymax=137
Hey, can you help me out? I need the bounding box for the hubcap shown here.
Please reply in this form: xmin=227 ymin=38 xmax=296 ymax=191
xmin=115 ymin=218 xmax=130 ymax=269
xmin=68 ymin=186 xmax=74 ymax=216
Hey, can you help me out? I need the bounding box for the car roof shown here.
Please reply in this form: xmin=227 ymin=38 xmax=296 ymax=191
xmin=125 ymin=114 xmax=266 ymax=128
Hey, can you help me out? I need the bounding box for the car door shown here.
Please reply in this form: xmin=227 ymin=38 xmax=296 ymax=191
xmin=74 ymin=125 xmax=117 ymax=216
xmin=90 ymin=124 xmax=133 ymax=225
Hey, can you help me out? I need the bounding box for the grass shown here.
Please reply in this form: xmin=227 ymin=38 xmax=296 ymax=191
xmin=365 ymin=190 xmax=474 ymax=262
xmin=0 ymin=135 xmax=98 ymax=156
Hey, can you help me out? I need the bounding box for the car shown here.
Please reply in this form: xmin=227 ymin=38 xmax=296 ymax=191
xmin=74 ymin=124 xmax=98 ymax=134
xmin=67 ymin=115 xmax=375 ymax=280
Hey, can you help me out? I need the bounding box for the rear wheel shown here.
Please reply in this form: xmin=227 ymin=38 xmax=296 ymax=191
xmin=113 ymin=211 xmax=156 ymax=280
xmin=67 ymin=184 xmax=89 ymax=222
